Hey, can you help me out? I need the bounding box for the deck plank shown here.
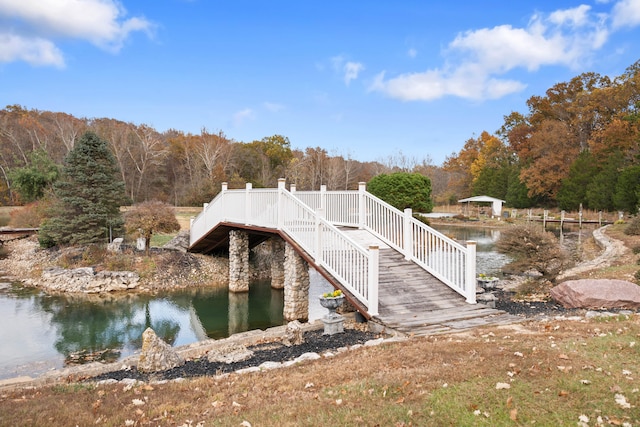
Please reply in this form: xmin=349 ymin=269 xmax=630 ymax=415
xmin=340 ymin=228 xmax=521 ymax=336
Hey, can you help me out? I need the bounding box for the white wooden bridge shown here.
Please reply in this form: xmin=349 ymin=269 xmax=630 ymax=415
xmin=189 ymin=179 xmax=517 ymax=335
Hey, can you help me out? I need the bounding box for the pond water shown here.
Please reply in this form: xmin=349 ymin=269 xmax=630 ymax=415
xmin=0 ymin=270 xmax=333 ymax=380
xmin=431 ymin=222 xmax=596 ymax=278
xmin=431 ymin=224 xmax=512 ymax=278
xmin=0 ymin=222 xmax=593 ymax=380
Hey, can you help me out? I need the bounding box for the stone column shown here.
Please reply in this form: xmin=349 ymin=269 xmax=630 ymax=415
xmin=283 ymin=243 xmax=310 ymax=322
xmin=270 ymin=237 xmax=285 ymax=289
xmin=229 ymin=230 xmax=249 ymax=293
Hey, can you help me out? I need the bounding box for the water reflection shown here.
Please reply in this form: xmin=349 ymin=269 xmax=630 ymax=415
xmin=0 ymin=280 xmax=285 ymax=380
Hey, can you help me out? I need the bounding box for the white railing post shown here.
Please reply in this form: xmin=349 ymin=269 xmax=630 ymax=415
xmin=277 ymin=178 xmax=286 ymax=229
xmin=320 ymin=184 xmax=327 ymax=213
xmin=315 ymin=208 xmax=324 ymax=264
xmin=245 ymin=182 xmax=252 ymax=224
xmin=358 ymin=182 xmax=366 ymax=229
xmin=221 ymin=182 xmax=228 ymax=221
xmin=403 ymin=208 xmax=412 ymax=260
xmin=465 ymin=240 xmax=477 ymax=303
xmin=368 ymin=245 xmax=379 ymax=316
xmin=290 ymin=183 xmax=296 ymax=193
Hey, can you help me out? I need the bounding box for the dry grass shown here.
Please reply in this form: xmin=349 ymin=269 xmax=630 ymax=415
xmin=1 ymin=318 xmax=639 ymax=426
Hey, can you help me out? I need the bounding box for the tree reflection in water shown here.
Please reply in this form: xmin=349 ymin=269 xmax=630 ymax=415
xmin=16 ymin=280 xmax=285 ymax=367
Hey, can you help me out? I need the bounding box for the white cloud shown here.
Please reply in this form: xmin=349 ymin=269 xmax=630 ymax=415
xmin=0 ymin=0 xmax=154 ymax=66
xmin=370 ymin=4 xmax=619 ymax=102
xmin=548 ymin=4 xmax=592 ymax=27
xmin=344 ymin=61 xmax=364 ymax=85
xmin=611 ymin=0 xmax=640 ymax=28
xmin=232 ymin=108 xmax=254 ymax=126
xmin=0 ymin=33 xmax=64 ymax=67
xmin=331 ymin=55 xmax=364 ymax=85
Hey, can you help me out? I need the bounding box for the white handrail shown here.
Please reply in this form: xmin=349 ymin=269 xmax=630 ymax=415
xmin=190 ymin=180 xmax=476 ymax=312
xmin=190 ymin=181 xmax=379 ymax=315
xmin=291 ymin=183 xmax=476 ymax=302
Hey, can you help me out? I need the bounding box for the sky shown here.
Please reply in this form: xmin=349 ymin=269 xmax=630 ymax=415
xmin=2 ymin=1 xmax=640 ymax=166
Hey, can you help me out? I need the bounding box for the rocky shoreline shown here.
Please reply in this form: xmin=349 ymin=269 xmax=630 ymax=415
xmin=0 ymin=236 xmax=231 ymax=293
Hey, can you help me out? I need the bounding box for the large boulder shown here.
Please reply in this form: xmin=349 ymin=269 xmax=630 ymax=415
xmin=138 ymin=328 xmax=184 ymax=373
xmin=550 ymin=279 xmax=640 ymax=309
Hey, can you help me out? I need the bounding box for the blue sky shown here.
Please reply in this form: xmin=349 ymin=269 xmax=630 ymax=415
xmin=2 ymin=1 xmax=640 ymax=165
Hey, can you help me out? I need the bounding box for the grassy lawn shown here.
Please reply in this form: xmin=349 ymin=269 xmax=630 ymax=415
xmin=0 ymin=316 xmax=638 ymax=426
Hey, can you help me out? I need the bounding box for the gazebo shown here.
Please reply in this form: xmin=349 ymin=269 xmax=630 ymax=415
xmin=458 ymin=195 xmax=506 ymax=218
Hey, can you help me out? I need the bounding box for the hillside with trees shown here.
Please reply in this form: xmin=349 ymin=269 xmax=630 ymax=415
xmin=1 ymin=59 xmax=639 ymax=213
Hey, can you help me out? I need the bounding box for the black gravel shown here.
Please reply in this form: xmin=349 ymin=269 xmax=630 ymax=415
xmin=89 ymin=329 xmax=378 ymax=383
xmin=494 ymin=290 xmax=583 ymax=317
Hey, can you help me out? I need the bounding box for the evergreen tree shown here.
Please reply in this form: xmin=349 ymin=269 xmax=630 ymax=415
xmin=505 ymin=166 xmax=536 ymax=208
xmin=586 ymin=152 xmax=624 ymax=211
xmin=39 ymin=131 xmax=127 ymax=247
xmin=367 ymin=172 xmax=433 ymax=212
xmin=613 ymin=165 xmax=640 ymax=214
xmin=473 ymin=166 xmax=510 ymax=200
xmin=557 ymin=151 xmax=597 ymax=211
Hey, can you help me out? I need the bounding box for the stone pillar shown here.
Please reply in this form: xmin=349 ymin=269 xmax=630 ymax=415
xmin=283 ymin=243 xmax=310 ymax=322
xmin=270 ymin=237 xmax=285 ymax=289
xmin=229 ymin=230 xmax=249 ymax=293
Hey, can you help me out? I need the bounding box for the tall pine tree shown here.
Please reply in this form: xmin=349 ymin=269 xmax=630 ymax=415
xmin=40 ymin=131 xmax=127 ymax=247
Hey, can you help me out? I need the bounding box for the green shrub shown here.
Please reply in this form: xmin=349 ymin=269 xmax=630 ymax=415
xmin=368 ymin=172 xmax=433 ymax=212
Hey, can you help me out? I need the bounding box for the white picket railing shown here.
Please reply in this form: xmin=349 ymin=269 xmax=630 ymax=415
xmin=190 ymin=180 xmax=477 ymax=315
xmin=190 ymin=180 xmax=379 ymax=315
xmin=291 ymin=183 xmax=476 ymax=303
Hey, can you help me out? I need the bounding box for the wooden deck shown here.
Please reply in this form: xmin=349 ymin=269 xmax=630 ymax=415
xmin=341 ymin=228 xmax=520 ymax=336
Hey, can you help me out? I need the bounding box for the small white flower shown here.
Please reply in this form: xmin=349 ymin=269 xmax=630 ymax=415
xmin=473 ymin=409 xmax=481 ymax=416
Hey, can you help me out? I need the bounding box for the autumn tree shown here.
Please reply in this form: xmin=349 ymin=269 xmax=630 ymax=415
xmin=39 ymin=131 xmax=127 ymax=247
xmin=124 ymin=200 xmax=180 ymax=256
xmin=518 ymin=120 xmax=578 ymax=202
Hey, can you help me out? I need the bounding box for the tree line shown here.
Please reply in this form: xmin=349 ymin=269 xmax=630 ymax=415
xmin=444 ymin=60 xmax=640 ymax=213
xmin=0 ymin=107 xmax=422 ymax=207
xmin=2 ymin=58 xmax=639 ymax=213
